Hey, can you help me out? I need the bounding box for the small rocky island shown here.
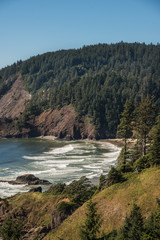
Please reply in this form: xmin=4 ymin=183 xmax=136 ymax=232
xmin=0 ymin=174 xmax=51 ymax=185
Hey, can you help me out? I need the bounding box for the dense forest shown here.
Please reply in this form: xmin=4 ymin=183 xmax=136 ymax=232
xmin=1 ymin=41 xmax=160 ymax=238
xmin=0 ymin=42 xmax=160 ymax=137
xmin=1 ymin=98 xmax=160 ymax=239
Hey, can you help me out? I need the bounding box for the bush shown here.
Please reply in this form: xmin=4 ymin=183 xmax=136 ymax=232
xmin=63 ymin=176 xmax=97 ymax=206
xmin=57 ymin=201 xmax=77 ymax=215
xmin=0 ymin=216 xmax=22 ymax=240
xmin=118 ymin=163 xmax=134 ymax=173
xmin=134 ymin=154 xmax=151 ymax=172
xmin=46 ymin=183 xmax=66 ymax=195
xmin=106 ymin=166 xmax=125 ymax=187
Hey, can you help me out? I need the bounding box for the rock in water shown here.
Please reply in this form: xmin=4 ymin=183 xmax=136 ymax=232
xmin=7 ymin=174 xmax=51 ymax=185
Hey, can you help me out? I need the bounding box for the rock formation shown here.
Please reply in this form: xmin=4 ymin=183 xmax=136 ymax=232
xmin=0 ymin=174 xmax=51 ymax=185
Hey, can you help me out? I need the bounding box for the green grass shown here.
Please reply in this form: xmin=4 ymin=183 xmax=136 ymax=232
xmin=7 ymin=192 xmax=60 ymax=228
xmin=44 ymin=167 xmax=160 ymax=240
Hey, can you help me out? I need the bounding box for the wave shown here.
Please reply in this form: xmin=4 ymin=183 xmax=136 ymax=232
xmin=0 ymin=140 xmax=122 ymax=198
xmin=13 ymin=168 xmax=57 ymax=177
xmin=45 ymin=144 xmax=74 ymax=155
xmin=98 ymin=142 xmax=121 ymax=151
xmin=0 ymin=168 xmax=10 ymax=172
xmin=83 ymin=165 xmax=101 ymax=169
xmin=0 ymin=182 xmax=30 ymax=198
xmin=86 ymin=171 xmax=102 ymax=179
xmin=34 ymin=158 xmax=85 ymax=165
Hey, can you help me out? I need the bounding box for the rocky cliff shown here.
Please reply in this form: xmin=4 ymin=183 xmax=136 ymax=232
xmin=0 ymin=105 xmax=96 ymax=140
xmin=0 ymin=72 xmax=97 ymax=139
xmin=0 ymin=75 xmax=31 ymax=119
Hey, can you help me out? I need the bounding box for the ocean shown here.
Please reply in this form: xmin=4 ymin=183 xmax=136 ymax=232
xmin=0 ymin=138 xmax=121 ymax=198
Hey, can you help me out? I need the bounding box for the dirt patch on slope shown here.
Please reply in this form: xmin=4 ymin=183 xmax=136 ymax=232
xmin=0 ymin=74 xmax=31 ymax=118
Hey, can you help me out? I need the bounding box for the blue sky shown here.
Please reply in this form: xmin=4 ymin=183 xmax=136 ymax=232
xmin=0 ymin=0 xmax=160 ymax=69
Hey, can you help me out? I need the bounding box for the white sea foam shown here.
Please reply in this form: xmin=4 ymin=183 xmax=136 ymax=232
xmin=98 ymin=142 xmax=121 ymax=151
xmin=46 ymin=144 xmax=74 ymax=155
xmin=13 ymin=168 xmax=57 ymax=177
xmin=0 ymin=140 xmax=121 ymax=198
xmin=0 ymin=182 xmax=27 ymax=198
xmin=0 ymin=168 xmax=10 ymax=172
xmin=83 ymin=165 xmax=101 ymax=169
xmin=23 ymin=155 xmax=53 ymax=160
xmin=87 ymin=172 xmax=101 ymax=179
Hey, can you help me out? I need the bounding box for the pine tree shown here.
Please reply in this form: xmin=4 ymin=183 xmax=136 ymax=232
xmin=143 ymin=199 xmax=160 ymax=239
xmin=80 ymin=200 xmax=102 ymax=240
xmin=98 ymin=174 xmax=106 ymax=191
xmin=129 ymin=204 xmax=144 ymax=239
xmin=106 ymin=166 xmax=125 ymax=187
xmin=134 ymin=95 xmax=156 ymax=156
xmin=149 ymin=115 xmax=160 ymax=166
xmin=117 ymin=100 xmax=134 ymax=170
xmin=119 ymin=204 xmax=144 ymax=240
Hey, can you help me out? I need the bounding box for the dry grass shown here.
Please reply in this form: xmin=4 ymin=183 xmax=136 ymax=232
xmin=45 ymin=167 xmax=160 ymax=240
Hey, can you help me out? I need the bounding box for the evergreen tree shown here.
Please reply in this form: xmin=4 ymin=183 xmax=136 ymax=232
xmin=98 ymin=174 xmax=106 ymax=191
xmin=143 ymin=199 xmax=160 ymax=239
xmin=149 ymin=115 xmax=160 ymax=166
xmin=117 ymin=100 xmax=134 ymax=170
xmin=106 ymin=166 xmax=125 ymax=187
xmin=80 ymin=200 xmax=102 ymax=240
xmin=134 ymin=95 xmax=156 ymax=156
xmin=119 ymin=204 xmax=144 ymax=240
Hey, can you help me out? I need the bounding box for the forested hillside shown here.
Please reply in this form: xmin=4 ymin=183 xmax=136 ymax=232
xmin=0 ymin=42 xmax=160 ymax=138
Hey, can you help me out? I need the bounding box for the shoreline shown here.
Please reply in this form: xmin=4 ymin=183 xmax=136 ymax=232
xmin=36 ymin=135 xmax=58 ymax=140
xmin=36 ymin=135 xmax=124 ymax=147
xmin=0 ymin=136 xmax=122 ymax=199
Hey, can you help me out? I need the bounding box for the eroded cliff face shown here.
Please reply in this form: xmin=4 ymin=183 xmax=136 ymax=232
xmin=0 ymin=74 xmax=96 ymax=139
xmin=0 ymin=75 xmax=31 ymax=119
xmin=0 ymin=106 xmax=96 ymax=139
xmin=30 ymin=106 xmax=95 ymax=139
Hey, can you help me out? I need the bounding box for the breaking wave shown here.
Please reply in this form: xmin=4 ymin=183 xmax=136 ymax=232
xmin=0 ymin=140 xmax=121 ymax=198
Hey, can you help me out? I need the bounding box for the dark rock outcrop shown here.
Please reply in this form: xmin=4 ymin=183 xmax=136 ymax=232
xmin=28 ymin=186 xmax=42 ymax=193
xmin=0 ymin=174 xmax=51 ymax=185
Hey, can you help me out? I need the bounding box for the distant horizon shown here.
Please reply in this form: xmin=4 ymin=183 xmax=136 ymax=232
xmin=1 ymin=40 xmax=159 ymax=70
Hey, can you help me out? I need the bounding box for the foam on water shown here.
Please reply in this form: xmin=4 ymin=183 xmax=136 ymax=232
xmin=0 ymin=140 xmax=121 ymax=198
xmin=0 ymin=168 xmax=10 ymax=172
xmin=0 ymin=182 xmax=27 ymax=198
xmin=45 ymin=144 xmax=74 ymax=155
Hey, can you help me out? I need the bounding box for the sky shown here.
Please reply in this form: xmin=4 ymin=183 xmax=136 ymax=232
xmin=0 ymin=0 xmax=160 ymax=69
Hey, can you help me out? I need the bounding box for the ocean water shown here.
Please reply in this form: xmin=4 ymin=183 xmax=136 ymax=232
xmin=0 ymin=138 xmax=121 ymax=198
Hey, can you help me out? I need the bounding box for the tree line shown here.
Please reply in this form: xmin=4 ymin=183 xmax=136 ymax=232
xmin=0 ymin=42 xmax=160 ymax=137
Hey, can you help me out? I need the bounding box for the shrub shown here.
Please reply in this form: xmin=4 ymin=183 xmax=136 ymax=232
xmin=106 ymin=166 xmax=125 ymax=187
xmin=46 ymin=183 xmax=66 ymax=195
xmin=0 ymin=216 xmax=22 ymax=240
xmin=64 ymin=176 xmax=97 ymax=206
xmin=118 ymin=163 xmax=134 ymax=173
xmin=134 ymin=154 xmax=151 ymax=172
xmin=57 ymin=201 xmax=77 ymax=215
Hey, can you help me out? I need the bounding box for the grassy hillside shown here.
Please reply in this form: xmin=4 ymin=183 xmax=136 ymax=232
xmin=44 ymin=167 xmax=160 ymax=240
xmin=6 ymin=192 xmax=59 ymax=227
